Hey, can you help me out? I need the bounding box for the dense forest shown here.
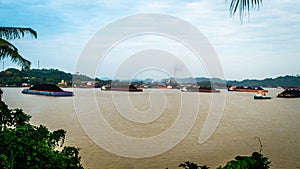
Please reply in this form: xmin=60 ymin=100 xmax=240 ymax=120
xmin=0 ymin=68 xmax=299 ymax=88
xmin=0 ymin=68 xmax=72 ymax=86
xmin=0 ymin=68 xmax=92 ymax=87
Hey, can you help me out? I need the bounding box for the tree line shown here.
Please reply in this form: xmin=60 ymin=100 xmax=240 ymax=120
xmin=1 ymin=68 xmax=299 ymax=89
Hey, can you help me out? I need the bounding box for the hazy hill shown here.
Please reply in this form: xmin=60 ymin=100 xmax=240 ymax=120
xmin=0 ymin=68 xmax=92 ymax=87
xmin=0 ymin=68 xmax=299 ymax=88
xmin=227 ymin=75 xmax=300 ymax=88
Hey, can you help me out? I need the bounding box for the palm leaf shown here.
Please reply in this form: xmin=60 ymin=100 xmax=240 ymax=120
xmin=0 ymin=27 xmax=37 ymax=40
xmin=229 ymin=0 xmax=262 ymax=20
xmin=0 ymin=38 xmax=31 ymax=70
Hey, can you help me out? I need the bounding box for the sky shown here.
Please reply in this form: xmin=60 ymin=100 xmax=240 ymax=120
xmin=1 ymin=0 xmax=299 ymax=80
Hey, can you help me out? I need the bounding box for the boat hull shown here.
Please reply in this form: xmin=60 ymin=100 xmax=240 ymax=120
xmin=198 ymin=89 xmax=220 ymax=93
xmin=22 ymin=89 xmax=73 ymax=97
xmin=228 ymin=86 xmax=268 ymax=93
xmin=181 ymin=88 xmax=220 ymax=93
xmin=102 ymin=88 xmax=143 ymax=92
xmin=254 ymin=95 xmax=271 ymax=99
xmin=235 ymin=89 xmax=268 ymax=93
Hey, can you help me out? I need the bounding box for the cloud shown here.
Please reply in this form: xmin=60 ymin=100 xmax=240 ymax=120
xmin=1 ymin=0 xmax=299 ymax=80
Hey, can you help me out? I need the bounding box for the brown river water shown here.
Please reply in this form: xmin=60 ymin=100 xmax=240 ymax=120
xmin=2 ymin=88 xmax=300 ymax=169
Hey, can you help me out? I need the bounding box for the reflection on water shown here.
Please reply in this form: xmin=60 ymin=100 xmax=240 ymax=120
xmin=2 ymin=88 xmax=300 ymax=169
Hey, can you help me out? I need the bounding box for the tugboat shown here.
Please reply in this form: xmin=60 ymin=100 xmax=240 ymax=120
xmin=277 ymin=88 xmax=300 ymax=98
xmin=22 ymin=84 xmax=73 ymax=97
xmin=254 ymin=91 xmax=271 ymax=100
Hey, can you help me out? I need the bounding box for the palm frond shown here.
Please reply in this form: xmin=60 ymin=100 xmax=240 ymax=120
xmin=0 ymin=38 xmax=31 ymax=70
xmin=0 ymin=27 xmax=37 ymax=40
xmin=229 ymin=0 xmax=262 ymax=20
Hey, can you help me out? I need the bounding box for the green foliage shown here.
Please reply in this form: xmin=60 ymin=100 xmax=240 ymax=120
xmin=0 ymin=38 xmax=31 ymax=70
xmin=175 ymin=151 xmax=270 ymax=169
xmin=0 ymin=68 xmax=101 ymax=87
xmin=178 ymin=161 xmax=209 ymax=169
xmin=220 ymin=152 xmax=271 ymax=169
xmin=0 ymin=68 xmax=74 ymax=86
xmin=0 ymin=27 xmax=37 ymax=69
xmin=0 ymin=99 xmax=84 ymax=169
xmin=229 ymin=0 xmax=262 ymax=16
xmin=228 ymin=0 xmax=263 ymax=23
xmin=1 ymin=67 xmax=299 ymax=88
xmin=0 ymin=27 xmax=37 ymax=40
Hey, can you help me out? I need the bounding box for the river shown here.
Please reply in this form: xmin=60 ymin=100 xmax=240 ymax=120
xmin=2 ymin=88 xmax=299 ymax=169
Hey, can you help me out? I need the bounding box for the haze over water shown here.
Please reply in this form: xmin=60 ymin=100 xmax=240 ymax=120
xmin=2 ymin=88 xmax=300 ymax=169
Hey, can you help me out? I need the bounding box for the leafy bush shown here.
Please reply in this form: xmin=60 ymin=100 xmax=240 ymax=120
xmin=0 ymin=98 xmax=84 ymax=169
xmin=219 ymin=152 xmax=271 ymax=169
xmin=175 ymin=151 xmax=271 ymax=169
xmin=178 ymin=161 xmax=209 ymax=169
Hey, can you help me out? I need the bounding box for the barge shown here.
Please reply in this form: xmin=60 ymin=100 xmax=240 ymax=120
xmin=277 ymin=88 xmax=300 ymax=98
xmin=228 ymin=86 xmax=268 ymax=93
xmin=181 ymin=86 xmax=220 ymax=93
xmin=101 ymin=84 xmax=143 ymax=92
xmin=22 ymin=84 xmax=73 ymax=97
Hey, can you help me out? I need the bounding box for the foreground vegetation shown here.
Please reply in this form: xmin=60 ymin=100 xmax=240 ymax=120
xmin=175 ymin=151 xmax=270 ymax=169
xmin=0 ymin=90 xmax=83 ymax=169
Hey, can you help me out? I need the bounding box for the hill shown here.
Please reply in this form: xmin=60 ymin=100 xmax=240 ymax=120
xmin=0 ymin=68 xmax=299 ymax=88
xmin=0 ymin=68 xmax=93 ymax=87
xmin=227 ymin=75 xmax=300 ymax=88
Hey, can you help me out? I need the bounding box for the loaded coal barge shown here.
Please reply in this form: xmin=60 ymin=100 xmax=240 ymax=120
xmin=101 ymin=84 xmax=143 ymax=92
xmin=22 ymin=84 xmax=73 ymax=97
xmin=277 ymin=88 xmax=300 ymax=98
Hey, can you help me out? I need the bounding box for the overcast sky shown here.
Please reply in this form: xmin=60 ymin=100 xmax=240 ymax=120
xmin=1 ymin=0 xmax=299 ymax=80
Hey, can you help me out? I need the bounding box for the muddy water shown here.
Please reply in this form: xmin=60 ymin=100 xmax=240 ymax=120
xmin=2 ymin=88 xmax=300 ymax=169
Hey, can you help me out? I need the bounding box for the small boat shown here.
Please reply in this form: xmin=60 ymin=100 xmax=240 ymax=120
xmin=22 ymin=84 xmax=73 ymax=97
xmin=277 ymin=88 xmax=300 ymax=98
xmin=254 ymin=94 xmax=271 ymax=100
xmin=254 ymin=91 xmax=271 ymax=100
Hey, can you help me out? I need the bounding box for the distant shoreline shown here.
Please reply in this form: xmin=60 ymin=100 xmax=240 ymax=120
xmin=1 ymin=68 xmax=299 ymax=88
